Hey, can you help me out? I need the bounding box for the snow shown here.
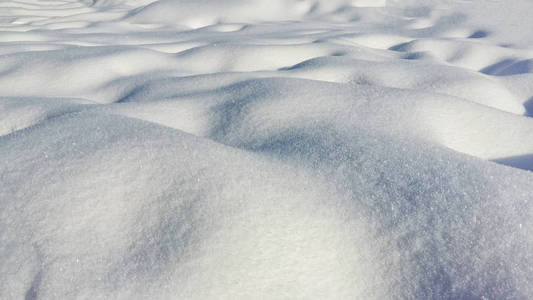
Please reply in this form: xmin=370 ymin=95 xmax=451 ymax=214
xmin=1 ymin=0 xmax=533 ymax=299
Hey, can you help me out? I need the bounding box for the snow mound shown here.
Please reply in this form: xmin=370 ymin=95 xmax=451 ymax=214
xmin=129 ymin=0 xmax=316 ymax=27
xmin=2 ymin=110 xmax=532 ymax=299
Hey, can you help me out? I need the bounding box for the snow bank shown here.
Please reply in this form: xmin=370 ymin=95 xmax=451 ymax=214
xmin=1 ymin=0 xmax=533 ymax=299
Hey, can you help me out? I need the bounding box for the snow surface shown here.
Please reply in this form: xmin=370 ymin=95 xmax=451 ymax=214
xmin=1 ymin=0 xmax=533 ymax=299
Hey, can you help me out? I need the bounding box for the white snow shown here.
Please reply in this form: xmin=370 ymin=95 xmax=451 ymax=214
xmin=1 ymin=0 xmax=533 ymax=299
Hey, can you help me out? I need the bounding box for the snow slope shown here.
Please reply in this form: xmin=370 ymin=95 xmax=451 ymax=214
xmin=1 ymin=0 xmax=533 ymax=299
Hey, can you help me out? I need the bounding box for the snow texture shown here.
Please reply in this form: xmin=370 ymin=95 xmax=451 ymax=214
xmin=1 ymin=0 xmax=533 ymax=299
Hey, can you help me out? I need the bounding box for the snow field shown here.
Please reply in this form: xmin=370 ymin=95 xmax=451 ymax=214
xmin=1 ymin=0 xmax=533 ymax=299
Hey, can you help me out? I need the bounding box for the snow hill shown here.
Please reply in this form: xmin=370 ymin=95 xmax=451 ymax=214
xmin=1 ymin=0 xmax=533 ymax=299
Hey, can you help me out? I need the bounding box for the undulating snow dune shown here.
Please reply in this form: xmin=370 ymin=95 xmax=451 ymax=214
xmin=1 ymin=0 xmax=533 ymax=299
